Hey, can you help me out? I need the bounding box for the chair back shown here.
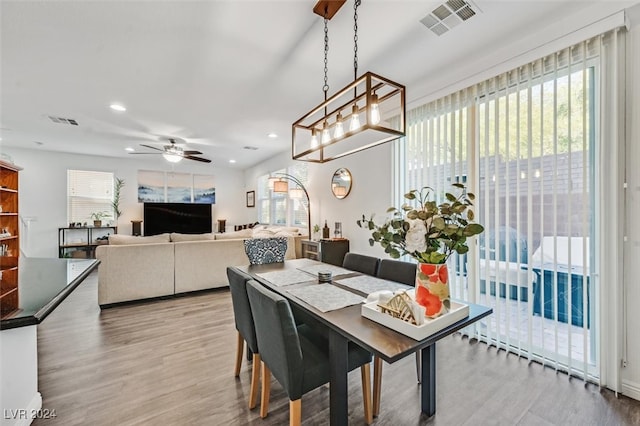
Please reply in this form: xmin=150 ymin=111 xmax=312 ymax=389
xmin=343 ymin=252 xmax=380 ymax=276
xmin=246 ymin=280 xmax=305 ymax=399
xmin=226 ymin=267 xmax=258 ymax=353
xmin=244 ymin=237 xmax=288 ymax=265
xmin=376 ymin=259 xmax=417 ymax=286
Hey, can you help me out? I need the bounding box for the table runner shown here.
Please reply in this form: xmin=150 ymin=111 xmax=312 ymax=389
xmin=286 ymin=285 xmax=365 ymax=312
xmin=256 ymin=269 xmax=315 ymax=287
xmin=297 ymin=263 xmax=352 ymax=277
xmin=334 ymin=275 xmax=413 ymax=295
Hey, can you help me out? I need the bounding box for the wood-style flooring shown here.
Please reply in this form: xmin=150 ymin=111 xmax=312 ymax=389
xmin=33 ymin=271 xmax=640 ymax=425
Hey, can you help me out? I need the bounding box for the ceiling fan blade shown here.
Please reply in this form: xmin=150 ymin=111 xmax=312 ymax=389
xmin=183 ymin=150 xmax=203 ymax=155
xmin=140 ymin=144 xmax=164 ymax=152
xmin=184 ymin=155 xmax=211 ymax=163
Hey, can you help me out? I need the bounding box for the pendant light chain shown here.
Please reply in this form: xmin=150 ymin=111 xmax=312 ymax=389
xmin=353 ymin=0 xmax=360 ymax=80
xmin=323 ymin=17 xmax=329 ymax=101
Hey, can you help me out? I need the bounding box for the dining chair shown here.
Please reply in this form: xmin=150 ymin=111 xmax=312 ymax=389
xmin=243 ymin=237 xmax=288 ymax=265
xmin=226 ymin=266 xmax=261 ymax=409
xmin=374 ymin=258 xmax=420 ymax=417
xmin=342 ymin=252 xmax=380 ymax=276
xmin=246 ymin=279 xmax=374 ymax=425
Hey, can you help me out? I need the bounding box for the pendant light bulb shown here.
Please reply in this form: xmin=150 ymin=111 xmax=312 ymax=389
xmin=321 ymin=121 xmax=331 ymax=145
xmin=334 ymin=113 xmax=344 ymax=139
xmin=370 ymin=93 xmax=381 ymax=125
xmin=349 ymin=104 xmax=361 ymax=131
xmin=310 ymin=129 xmax=319 ymax=149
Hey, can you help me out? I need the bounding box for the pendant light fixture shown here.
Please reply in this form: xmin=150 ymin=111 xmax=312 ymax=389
xmin=292 ymin=0 xmax=405 ymax=163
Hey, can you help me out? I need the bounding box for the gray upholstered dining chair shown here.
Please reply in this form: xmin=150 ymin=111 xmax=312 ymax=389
xmin=226 ymin=266 xmax=261 ymax=409
xmin=243 ymin=237 xmax=288 ymax=265
xmin=343 ymin=252 xmax=380 ymax=276
xmin=373 ymin=258 xmax=420 ymax=417
xmin=246 ymin=279 xmax=374 ymax=425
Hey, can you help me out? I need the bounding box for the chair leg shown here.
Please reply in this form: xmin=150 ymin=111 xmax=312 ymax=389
xmin=373 ymin=356 xmax=383 ymax=417
xmin=289 ymin=399 xmax=301 ymax=426
xmin=260 ymin=361 xmax=271 ymax=418
xmin=415 ymin=350 xmax=421 ymax=384
xmin=248 ymin=353 xmax=261 ymax=409
xmin=360 ymin=363 xmax=373 ymax=425
xmin=234 ymin=331 xmax=244 ymax=377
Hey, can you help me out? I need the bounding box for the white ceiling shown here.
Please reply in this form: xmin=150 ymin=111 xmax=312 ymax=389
xmin=0 ymin=0 xmax=633 ymax=169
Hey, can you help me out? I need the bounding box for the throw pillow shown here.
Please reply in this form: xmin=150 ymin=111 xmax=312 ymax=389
xmin=243 ymin=237 xmax=288 ymax=265
xmin=170 ymin=232 xmax=216 ymax=242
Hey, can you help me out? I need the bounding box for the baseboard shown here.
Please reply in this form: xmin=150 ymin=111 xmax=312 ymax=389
xmin=622 ymin=379 xmax=640 ymax=402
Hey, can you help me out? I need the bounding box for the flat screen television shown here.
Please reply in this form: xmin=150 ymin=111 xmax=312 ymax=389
xmin=143 ymin=203 xmax=212 ymax=236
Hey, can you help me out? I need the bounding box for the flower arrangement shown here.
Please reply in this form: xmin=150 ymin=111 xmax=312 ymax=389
xmin=357 ymin=184 xmax=484 ymax=265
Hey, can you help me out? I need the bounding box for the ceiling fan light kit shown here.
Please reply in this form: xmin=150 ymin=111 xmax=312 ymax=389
xmin=129 ymin=139 xmax=211 ymax=163
xmin=292 ymin=0 xmax=406 ymax=163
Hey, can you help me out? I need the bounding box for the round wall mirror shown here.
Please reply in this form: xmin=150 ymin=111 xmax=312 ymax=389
xmin=331 ymin=168 xmax=352 ymax=199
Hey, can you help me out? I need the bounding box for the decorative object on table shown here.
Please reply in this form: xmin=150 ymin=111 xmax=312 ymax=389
xmin=331 ymin=168 xmax=352 ymax=199
xmin=358 ymin=184 xmax=484 ymax=318
xmin=246 ymin=190 xmax=255 ymax=207
xmin=131 ymin=220 xmax=143 ymax=236
xmin=313 ymin=224 xmax=320 ymax=241
xmin=90 ymin=211 xmax=110 ymax=228
xmin=376 ymin=291 xmax=426 ymax=326
xmin=318 ymin=270 xmax=332 ymax=283
xmin=334 ymin=221 xmax=342 ymax=238
xmin=292 ymin=0 xmax=405 ymax=163
xmin=322 ymin=220 xmax=330 ymax=239
xmin=111 ymin=177 xmax=125 ymax=221
xmin=268 ymin=173 xmax=311 ymax=238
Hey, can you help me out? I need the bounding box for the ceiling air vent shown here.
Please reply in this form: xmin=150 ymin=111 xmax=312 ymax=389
xmin=48 ymin=116 xmax=78 ymax=126
xmin=420 ymin=0 xmax=478 ymax=37
xmin=243 ymin=146 xmax=259 ymax=150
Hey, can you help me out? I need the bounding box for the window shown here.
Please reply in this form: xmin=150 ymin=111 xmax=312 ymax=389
xmin=257 ymin=164 xmax=308 ymax=228
xmin=68 ymin=170 xmax=114 ymax=223
xmin=393 ymin=34 xmax=610 ymax=380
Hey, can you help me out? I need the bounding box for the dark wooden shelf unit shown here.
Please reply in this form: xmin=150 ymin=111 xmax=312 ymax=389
xmin=0 ymin=160 xmax=21 ymax=318
xmin=301 ymin=239 xmax=350 ymax=267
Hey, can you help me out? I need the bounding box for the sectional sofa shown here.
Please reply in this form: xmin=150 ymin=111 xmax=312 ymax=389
xmin=96 ymin=227 xmax=304 ymax=307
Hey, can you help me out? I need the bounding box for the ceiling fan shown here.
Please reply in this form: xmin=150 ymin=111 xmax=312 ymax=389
xmin=130 ymin=139 xmax=211 ymax=163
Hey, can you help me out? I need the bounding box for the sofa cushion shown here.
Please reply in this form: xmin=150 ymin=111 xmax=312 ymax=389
xmin=244 ymin=237 xmax=288 ymax=265
xmin=170 ymin=232 xmax=216 ymax=242
xmin=109 ymin=233 xmax=171 ymax=245
xmin=216 ymin=229 xmax=254 ymax=240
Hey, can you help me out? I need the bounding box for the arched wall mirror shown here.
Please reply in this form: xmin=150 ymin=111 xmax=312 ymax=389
xmin=331 ymin=168 xmax=352 ymax=199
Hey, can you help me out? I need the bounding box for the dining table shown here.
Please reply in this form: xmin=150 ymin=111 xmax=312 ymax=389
xmin=238 ymin=258 xmax=492 ymax=425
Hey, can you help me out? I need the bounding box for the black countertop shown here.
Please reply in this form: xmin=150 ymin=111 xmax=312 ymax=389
xmin=0 ymin=257 xmax=99 ymax=330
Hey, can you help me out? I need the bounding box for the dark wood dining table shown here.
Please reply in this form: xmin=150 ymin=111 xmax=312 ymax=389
xmin=238 ymin=258 xmax=492 ymax=425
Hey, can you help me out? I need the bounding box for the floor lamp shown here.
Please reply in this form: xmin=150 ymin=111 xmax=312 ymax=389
xmin=270 ymin=173 xmax=311 ymax=239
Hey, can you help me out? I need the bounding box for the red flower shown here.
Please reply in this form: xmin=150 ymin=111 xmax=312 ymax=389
xmin=415 ymin=285 xmax=443 ymax=317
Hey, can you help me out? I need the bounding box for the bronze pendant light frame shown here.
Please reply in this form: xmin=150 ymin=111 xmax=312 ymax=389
xmin=292 ymin=0 xmax=406 ymax=163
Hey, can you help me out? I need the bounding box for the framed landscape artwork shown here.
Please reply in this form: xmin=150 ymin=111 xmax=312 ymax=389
xmin=246 ymin=190 xmax=255 ymax=207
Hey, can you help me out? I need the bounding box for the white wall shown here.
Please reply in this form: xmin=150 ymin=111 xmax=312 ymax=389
xmin=243 ymin=143 xmax=393 ymax=258
xmin=6 ymin=147 xmax=245 ymax=258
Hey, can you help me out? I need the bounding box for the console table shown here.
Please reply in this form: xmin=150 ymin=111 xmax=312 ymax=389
xmin=1 ymin=257 xmax=99 ymax=426
xmin=58 ymin=226 xmax=117 ymax=259
xmin=301 ymin=238 xmax=349 ymax=266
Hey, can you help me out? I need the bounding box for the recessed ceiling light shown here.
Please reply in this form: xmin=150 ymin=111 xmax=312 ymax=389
xmin=110 ymin=103 xmax=127 ymax=112
xmin=125 ymin=147 xmax=135 ymax=152
xmin=267 ymin=133 xmax=278 ymax=138
xmin=229 ymin=159 xmax=236 ymax=163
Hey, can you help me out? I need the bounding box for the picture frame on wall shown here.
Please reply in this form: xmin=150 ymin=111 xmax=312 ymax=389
xmin=246 ymin=190 xmax=255 ymax=207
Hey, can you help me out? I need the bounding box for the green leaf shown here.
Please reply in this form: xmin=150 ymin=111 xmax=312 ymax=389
xmin=368 ymin=238 xmax=375 ymax=246
xmin=405 ymin=192 xmax=416 ymax=200
xmin=386 ymin=207 xmax=397 ymax=213
xmin=467 ymin=192 xmax=476 ymax=200
xmin=463 ymin=223 xmax=484 ymax=236
xmin=407 ymin=211 xmax=418 ymax=220
xmin=467 ymin=209 xmax=475 ymax=221
xmin=389 ymin=249 xmax=401 ymax=259
xmin=445 ymin=192 xmax=456 ymax=202
xmin=432 ymin=217 xmax=445 ymax=230
xmin=452 ymin=183 xmax=464 ymax=189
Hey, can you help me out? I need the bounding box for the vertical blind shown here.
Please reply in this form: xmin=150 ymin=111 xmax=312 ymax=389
xmin=67 ymin=170 xmax=114 ymax=223
xmin=393 ymin=29 xmax=625 ymax=382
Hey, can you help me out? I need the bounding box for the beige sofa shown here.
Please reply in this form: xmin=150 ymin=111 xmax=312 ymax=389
xmin=96 ymin=228 xmax=304 ymax=307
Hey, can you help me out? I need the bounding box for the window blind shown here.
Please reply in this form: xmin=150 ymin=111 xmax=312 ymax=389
xmin=67 ymin=170 xmax=114 ymax=223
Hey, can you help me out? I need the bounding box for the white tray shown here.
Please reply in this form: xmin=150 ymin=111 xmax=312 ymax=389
xmin=361 ymin=297 xmax=470 ymax=341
